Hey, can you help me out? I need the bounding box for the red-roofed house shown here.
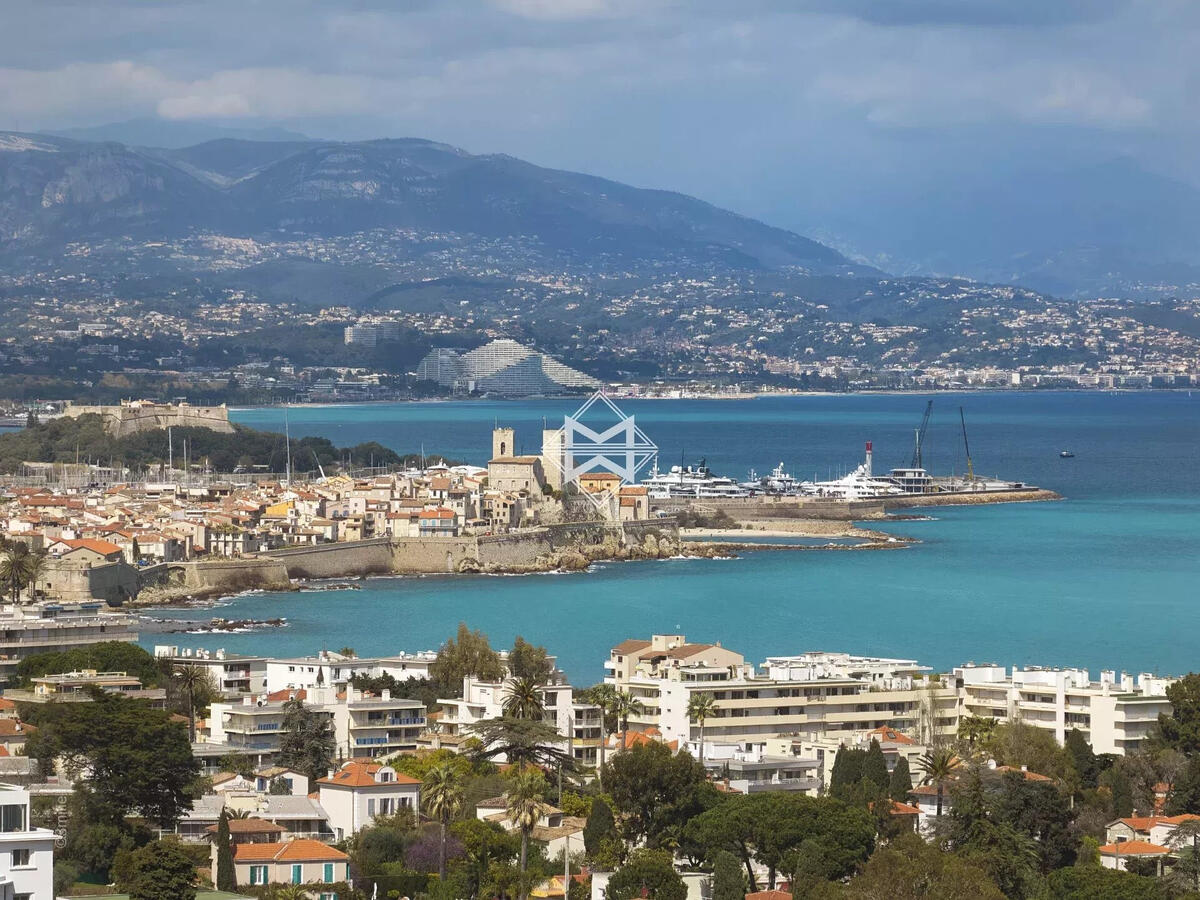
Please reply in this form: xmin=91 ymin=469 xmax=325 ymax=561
xmin=215 ymin=838 xmax=351 ymax=893
xmin=1099 ymin=840 xmax=1170 ymax=872
xmin=317 ymin=762 xmax=420 ymax=841
xmin=417 ymin=507 xmax=459 ymax=537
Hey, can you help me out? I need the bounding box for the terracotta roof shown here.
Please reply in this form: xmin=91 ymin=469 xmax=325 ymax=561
xmin=317 ymin=761 xmax=419 ymax=788
xmin=580 ymin=472 xmax=621 ymax=481
xmin=0 ymin=698 xmax=16 ymax=711
xmin=664 ymin=643 xmax=714 ymax=659
xmin=867 ymin=725 xmax=915 ymax=745
xmin=746 ymin=891 xmax=793 ymax=900
xmin=233 ymin=839 xmax=348 ymax=862
xmin=619 ymin=486 xmax=648 ymax=496
xmin=611 ymin=639 xmax=651 ymax=655
xmin=1113 ymin=816 xmax=1164 ymax=832
xmin=995 ymin=766 xmax=1052 ymax=782
xmin=0 ymin=719 xmax=34 ymax=737
xmin=55 ymin=537 xmax=123 ymax=556
xmin=419 ymin=508 xmax=456 ymax=520
xmin=490 ymin=456 xmax=541 ymax=464
xmin=1099 ymin=840 xmax=1170 ymax=856
xmin=265 ymin=689 xmax=307 ymax=703
xmin=205 ymin=817 xmax=285 ymax=835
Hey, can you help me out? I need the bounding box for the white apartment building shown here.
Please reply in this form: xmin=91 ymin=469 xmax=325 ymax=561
xmin=606 ymin=636 xmax=958 ymax=750
xmin=154 ymin=646 xmax=269 ymax=696
xmin=438 ymin=676 xmax=603 ymax=769
xmin=954 ymin=664 xmax=1175 ymax=755
xmin=265 ymin=651 xmax=436 ymax=693
xmin=0 ymin=602 xmax=137 ymax=684
xmin=0 ymin=783 xmax=56 ymax=900
xmin=208 ymin=686 xmax=425 ymax=760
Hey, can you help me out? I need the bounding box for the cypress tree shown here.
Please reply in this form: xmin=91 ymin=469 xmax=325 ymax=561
xmin=583 ymin=797 xmax=617 ymax=857
xmin=830 ymin=747 xmax=865 ymax=800
xmin=711 ymin=850 xmax=746 ymax=900
xmin=863 ymin=739 xmax=889 ymax=791
xmin=1065 ymin=729 xmax=1097 ymax=789
xmin=215 ymin=808 xmax=236 ymax=891
xmin=889 ymin=756 xmax=913 ymax=801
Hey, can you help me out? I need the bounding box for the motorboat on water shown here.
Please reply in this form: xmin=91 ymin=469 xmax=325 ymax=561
xmin=741 ymin=462 xmax=806 ymax=495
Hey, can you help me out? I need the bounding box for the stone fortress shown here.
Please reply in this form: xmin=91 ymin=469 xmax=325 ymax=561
xmin=61 ymin=399 xmax=235 ymax=437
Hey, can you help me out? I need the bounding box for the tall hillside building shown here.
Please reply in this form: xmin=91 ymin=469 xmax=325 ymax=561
xmin=414 ymin=339 xmax=599 ymax=396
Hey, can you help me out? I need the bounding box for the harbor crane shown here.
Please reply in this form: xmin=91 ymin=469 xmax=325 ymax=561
xmin=910 ymin=400 xmax=933 ymax=469
xmin=960 ymin=406 xmax=975 ymax=481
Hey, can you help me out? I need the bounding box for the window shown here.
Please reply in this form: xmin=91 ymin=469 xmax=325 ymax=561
xmin=367 ymin=798 xmax=376 ymax=817
xmin=293 ymin=863 xmax=303 ymax=884
xmin=1 ymin=804 xmax=25 ymax=832
xmin=324 ymin=862 xmax=335 ymax=883
xmin=12 ymin=848 xmax=31 ymax=866
xmin=250 ymin=865 xmax=268 ymax=885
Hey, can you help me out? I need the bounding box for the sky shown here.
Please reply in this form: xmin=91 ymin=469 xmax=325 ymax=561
xmin=2 ymin=0 xmax=1197 ymax=272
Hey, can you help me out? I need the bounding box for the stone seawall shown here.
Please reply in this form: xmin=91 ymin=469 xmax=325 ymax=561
xmin=268 ymin=538 xmax=395 ymax=579
xmin=885 ymin=488 xmax=1060 ymax=509
xmin=256 ymin=520 xmax=683 ymax=579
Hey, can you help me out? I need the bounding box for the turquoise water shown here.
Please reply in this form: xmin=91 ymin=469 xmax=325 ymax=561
xmin=143 ymin=392 xmax=1200 ymax=684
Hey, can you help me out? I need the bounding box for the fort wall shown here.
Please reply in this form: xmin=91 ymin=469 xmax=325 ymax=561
xmin=62 ymin=401 xmax=234 ymax=437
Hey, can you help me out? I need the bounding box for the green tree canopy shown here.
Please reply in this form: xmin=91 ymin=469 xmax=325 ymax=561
xmin=843 ymin=832 xmax=1005 ymax=900
xmin=17 ymin=641 xmax=162 ymax=686
xmin=889 ymin=756 xmax=913 ymax=800
xmin=684 ymin=792 xmax=874 ymax=890
xmin=605 ymin=849 xmax=687 ymax=900
xmin=710 ymin=850 xmax=746 ymax=900
xmin=604 ymin=742 xmax=716 ymax=850
xmin=431 ymin=623 xmax=506 ymax=696
xmin=119 ymin=839 xmax=198 ymax=900
xmin=829 ymin=747 xmax=867 ymax=801
xmin=215 ymin=809 xmax=236 ymax=892
xmin=1158 ymin=673 xmax=1200 ymax=755
xmin=277 ymin=698 xmax=335 ymax=781
xmin=1043 ymin=866 xmax=1168 ymax=900
xmin=863 ymin=739 xmax=889 ymax=791
xmin=508 ymin=636 xmax=553 ymax=682
xmin=25 ymin=693 xmax=198 ymax=830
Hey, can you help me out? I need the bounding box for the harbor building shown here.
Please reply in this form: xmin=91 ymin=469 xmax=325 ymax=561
xmin=0 ymin=602 xmax=138 ymax=685
xmin=0 ymin=783 xmax=56 ymax=900
xmin=954 ymin=664 xmax=1174 ymax=755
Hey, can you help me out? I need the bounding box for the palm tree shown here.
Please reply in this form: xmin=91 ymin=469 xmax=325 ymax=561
xmin=270 ymin=884 xmax=317 ymax=900
xmin=589 ymin=684 xmax=618 ymax=786
xmin=956 ymin=715 xmax=997 ymax=751
xmin=918 ymin=747 xmax=960 ymax=819
xmin=20 ymin=553 xmax=46 ymax=603
xmin=506 ymin=767 xmax=548 ymax=900
xmin=612 ymin=690 xmax=645 ymax=751
xmin=686 ymin=692 xmax=718 ymax=766
xmin=0 ymin=546 xmax=32 ymax=605
xmin=503 ymin=676 xmax=546 ymax=721
xmin=423 ymin=760 xmax=465 ymax=882
xmin=174 ymin=663 xmax=212 ymax=742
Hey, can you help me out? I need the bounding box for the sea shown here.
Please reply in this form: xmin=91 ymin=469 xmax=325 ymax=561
xmin=139 ymin=391 xmax=1200 ymax=686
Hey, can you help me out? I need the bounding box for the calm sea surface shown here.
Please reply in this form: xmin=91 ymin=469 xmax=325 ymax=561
xmin=141 ymin=392 xmax=1200 ymax=684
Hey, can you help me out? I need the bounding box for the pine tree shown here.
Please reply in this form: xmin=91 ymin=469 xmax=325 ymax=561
xmin=711 ymin=850 xmax=746 ymax=900
xmin=215 ymin=809 xmax=236 ymax=892
xmin=889 ymin=756 xmax=913 ymax=800
xmin=863 ymin=739 xmax=889 ymax=791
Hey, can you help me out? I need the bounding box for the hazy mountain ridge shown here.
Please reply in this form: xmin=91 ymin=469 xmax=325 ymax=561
xmin=0 ymin=132 xmax=858 ymax=273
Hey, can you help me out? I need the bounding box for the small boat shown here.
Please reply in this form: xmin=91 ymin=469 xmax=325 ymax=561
xmin=1059 ymin=450 xmax=1075 ymax=458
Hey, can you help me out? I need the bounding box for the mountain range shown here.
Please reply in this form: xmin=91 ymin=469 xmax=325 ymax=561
xmin=0 ymin=131 xmax=858 ymax=274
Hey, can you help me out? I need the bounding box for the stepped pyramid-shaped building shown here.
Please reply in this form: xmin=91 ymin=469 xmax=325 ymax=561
xmin=415 ymin=339 xmax=600 ymax=396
